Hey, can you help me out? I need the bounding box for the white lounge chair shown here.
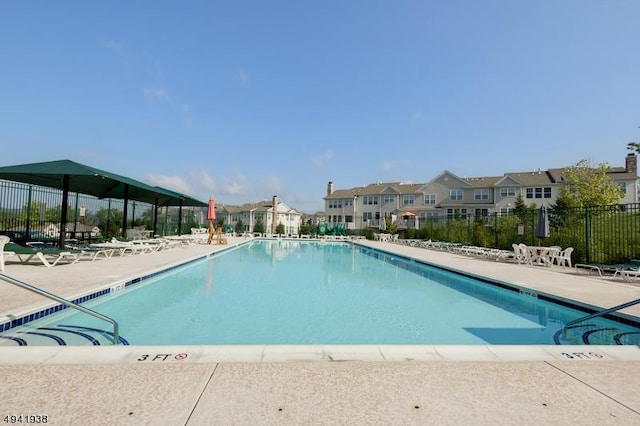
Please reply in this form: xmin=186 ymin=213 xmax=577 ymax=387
xmin=0 ymin=235 xmax=13 ymax=272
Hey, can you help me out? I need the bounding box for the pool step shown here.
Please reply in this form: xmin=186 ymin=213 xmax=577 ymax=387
xmin=0 ymin=324 xmax=129 ymax=346
xmin=554 ymin=324 xmax=640 ymax=345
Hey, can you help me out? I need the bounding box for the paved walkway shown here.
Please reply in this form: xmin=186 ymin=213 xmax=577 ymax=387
xmin=1 ymin=238 xmax=640 ymax=425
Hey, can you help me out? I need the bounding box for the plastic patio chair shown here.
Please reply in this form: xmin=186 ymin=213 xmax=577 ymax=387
xmin=554 ymin=247 xmax=574 ymax=267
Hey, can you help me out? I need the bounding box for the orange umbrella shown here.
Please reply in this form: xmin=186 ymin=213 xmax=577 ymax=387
xmin=207 ymin=196 xmax=216 ymax=222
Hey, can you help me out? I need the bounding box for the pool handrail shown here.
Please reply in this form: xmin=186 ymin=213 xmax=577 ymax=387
xmin=0 ymin=273 xmax=120 ymax=345
xmin=562 ymin=297 xmax=640 ymax=336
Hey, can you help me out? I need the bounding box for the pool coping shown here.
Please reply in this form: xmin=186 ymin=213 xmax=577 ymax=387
xmin=1 ymin=344 xmax=640 ymax=364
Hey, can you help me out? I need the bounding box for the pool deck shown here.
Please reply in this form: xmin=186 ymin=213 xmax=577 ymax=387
xmin=1 ymin=238 xmax=640 ymax=424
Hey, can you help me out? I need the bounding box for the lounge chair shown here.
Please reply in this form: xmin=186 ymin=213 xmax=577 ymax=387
xmin=3 ymin=242 xmax=81 ymax=267
xmin=0 ymin=235 xmax=13 ymax=272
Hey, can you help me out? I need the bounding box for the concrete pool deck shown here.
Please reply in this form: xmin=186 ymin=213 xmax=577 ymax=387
xmin=1 ymin=238 xmax=640 ymax=424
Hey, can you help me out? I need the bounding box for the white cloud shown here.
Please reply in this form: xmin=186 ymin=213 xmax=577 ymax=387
xmin=143 ymin=88 xmax=170 ymax=101
xmin=221 ymin=171 xmax=251 ymax=195
xmin=146 ymin=173 xmax=194 ymax=195
xmin=188 ymin=169 xmax=216 ymax=194
xmin=262 ymin=175 xmax=283 ymax=195
xmin=312 ymin=150 xmax=334 ymax=167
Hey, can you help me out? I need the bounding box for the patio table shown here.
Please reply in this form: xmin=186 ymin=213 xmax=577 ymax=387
xmin=526 ymin=246 xmax=560 ymax=267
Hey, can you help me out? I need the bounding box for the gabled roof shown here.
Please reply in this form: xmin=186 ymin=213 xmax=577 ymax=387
xmin=503 ymin=170 xmax=555 ymax=186
xmin=421 ymin=170 xmax=473 ymax=189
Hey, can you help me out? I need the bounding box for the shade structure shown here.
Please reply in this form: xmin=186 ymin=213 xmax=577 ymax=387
xmin=207 ymin=196 xmax=216 ymax=222
xmin=0 ymin=159 xmax=207 ymax=245
xmin=0 ymin=159 xmax=189 ymax=205
xmin=535 ymin=205 xmax=550 ymax=239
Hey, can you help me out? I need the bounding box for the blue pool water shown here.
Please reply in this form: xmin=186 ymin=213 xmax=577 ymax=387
xmin=2 ymin=240 xmax=640 ymax=346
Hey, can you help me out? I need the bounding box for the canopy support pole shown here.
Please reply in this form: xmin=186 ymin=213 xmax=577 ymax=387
xmin=59 ymin=175 xmax=69 ymax=248
xmin=121 ymin=184 xmax=129 ymax=239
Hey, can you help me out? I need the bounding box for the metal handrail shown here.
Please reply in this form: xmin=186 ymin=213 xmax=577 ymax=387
xmin=562 ymin=297 xmax=640 ymax=336
xmin=0 ymin=273 xmax=120 ymax=345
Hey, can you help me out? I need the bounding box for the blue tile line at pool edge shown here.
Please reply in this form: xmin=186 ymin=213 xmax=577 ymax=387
xmin=354 ymin=243 xmax=640 ymax=330
xmin=0 ymin=246 xmax=241 ymax=333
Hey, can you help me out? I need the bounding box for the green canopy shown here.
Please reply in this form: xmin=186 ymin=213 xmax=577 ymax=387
xmin=0 ymin=159 xmax=196 ymax=205
xmin=0 ymin=159 xmax=207 ymax=244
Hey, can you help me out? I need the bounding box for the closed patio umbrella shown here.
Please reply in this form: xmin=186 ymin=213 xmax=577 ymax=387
xmin=535 ymin=205 xmax=550 ymax=239
xmin=379 ymin=214 xmax=386 ymax=231
xmin=207 ymin=196 xmax=216 ymax=244
xmin=207 ymin=196 xmax=216 ymax=223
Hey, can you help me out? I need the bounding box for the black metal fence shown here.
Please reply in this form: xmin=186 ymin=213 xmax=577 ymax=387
xmin=400 ymin=203 xmax=640 ymax=265
xmin=0 ymin=180 xmax=206 ymax=244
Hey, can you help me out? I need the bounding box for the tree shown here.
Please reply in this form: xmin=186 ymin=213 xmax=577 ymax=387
xmin=561 ymin=158 xmax=624 ymax=207
xmin=95 ymin=207 xmax=123 ymax=238
xmin=234 ymin=219 xmax=245 ymax=234
xmin=513 ymin=194 xmax=528 ymax=221
xmin=275 ymin=222 xmax=285 ymax=234
xmin=253 ymin=218 xmax=265 ymax=234
xmin=298 ymin=219 xmax=314 ymax=235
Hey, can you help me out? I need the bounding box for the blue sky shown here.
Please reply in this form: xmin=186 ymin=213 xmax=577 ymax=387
xmin=1 ymin=1 xmax=639 ymax=213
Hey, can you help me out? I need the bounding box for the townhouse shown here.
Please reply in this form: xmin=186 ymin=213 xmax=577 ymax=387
xmin=324 ymin=153 xmax=638 ymax=230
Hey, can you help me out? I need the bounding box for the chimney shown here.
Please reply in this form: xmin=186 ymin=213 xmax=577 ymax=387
xmin=272 ymin=195 xmax=278 ymax=234
xmin=626 ymin=153 xmax=637 ymax=175
xmin=327 ymin=181 xmax=334 ymax=196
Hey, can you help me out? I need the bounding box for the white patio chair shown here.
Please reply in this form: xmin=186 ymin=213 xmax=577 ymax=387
xmin=554 ymin=247 xmax=574 ymax=267
xmin=515 ymin=243 xmax=531 ymax=265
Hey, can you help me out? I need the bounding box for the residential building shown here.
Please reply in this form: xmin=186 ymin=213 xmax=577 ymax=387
xmin=324 ymin=153 xmax=638 ymax=230
xmin=217 ymin=196 xmax=303 ymax=235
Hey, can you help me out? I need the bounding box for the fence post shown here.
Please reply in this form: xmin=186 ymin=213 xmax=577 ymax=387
xmin=25 ymin=185 xmax=33 ymax=241
xmin=585 ymin=206 xmax=591 ymax=264
xmin=494 ymin=212 xmax=499 ymax=248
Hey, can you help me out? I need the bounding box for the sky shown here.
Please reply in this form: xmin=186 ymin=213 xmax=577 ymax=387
xmin=1 ymin=1 xmax=639 ymax=214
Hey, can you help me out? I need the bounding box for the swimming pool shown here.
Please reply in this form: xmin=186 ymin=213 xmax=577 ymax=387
xmin=2 ymin=240 xmax=640 ymax=346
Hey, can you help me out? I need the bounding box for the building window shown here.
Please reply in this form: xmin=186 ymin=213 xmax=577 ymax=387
xmin=403 ymin=194 xmax=415 ymax=205
xmin=527 ymin=187 xmax=552 ymax=199
xmin=446 ymin=208 xmax=468 ymax=219
xmin=362 ymin=212 xmax=373 ymax=221
xmin=363 ymin=196 xmax=379 ymax=205
xmin=450 ymin=189 xmax=463 ymax=201
xmin=345 ymin=215 xmax=353 ymax=223
xmin=474 ymin=189 xmax=489 ymax=201
xmin=500 ymin=207 xmax=514 ymax=215
xmin=475 ymin=208 xmax=489 ymax=217
xmin=383 ymin=195 xmax=395 ymax=204
xmin=328 ymin=200 xmax=342 ymax=209
xmin=619 ymin=182 xmax=627 ymax=194
xmin=343 ymin=199 xmax=353 ymax=206
xmin=500 ymin=187 xmax=516 ymax=197
xmin=424 ymin=194 xmax=436 ymax=205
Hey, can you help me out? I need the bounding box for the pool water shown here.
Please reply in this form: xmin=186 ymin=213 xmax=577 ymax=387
xmin=2 ymin=240 xmax=640 ymax=346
